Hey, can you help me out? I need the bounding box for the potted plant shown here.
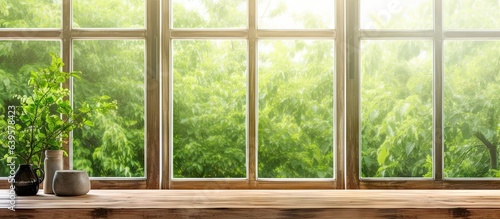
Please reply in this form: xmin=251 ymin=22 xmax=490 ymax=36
xmin=3 ymin=54 xmax=116 ymax=195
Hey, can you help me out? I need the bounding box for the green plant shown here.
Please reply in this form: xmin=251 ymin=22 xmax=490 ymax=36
xmin=3 ymin=54 xmax=117 ymax=167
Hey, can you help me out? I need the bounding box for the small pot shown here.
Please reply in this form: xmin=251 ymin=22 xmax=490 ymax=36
xmin=14 ymin=164 xmax=44 ymax=196
xmin=52 ymin=170 xmax=90 ymax=196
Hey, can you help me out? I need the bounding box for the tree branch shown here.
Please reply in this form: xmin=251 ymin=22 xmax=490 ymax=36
xmin=475 ymin=132 xmax=497 ymax=170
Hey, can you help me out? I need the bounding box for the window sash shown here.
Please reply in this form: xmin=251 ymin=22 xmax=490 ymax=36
xmin=162 ymin=0 xmax=344 ymax=189
xmin=0 ymin=0 xmax=158 ymax=189
xmin=346 ymin=0 xmax=500 ymax=189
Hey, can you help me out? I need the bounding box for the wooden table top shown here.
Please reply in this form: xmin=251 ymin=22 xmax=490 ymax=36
xmin=2 ymin=189 xmax=500 ymax=209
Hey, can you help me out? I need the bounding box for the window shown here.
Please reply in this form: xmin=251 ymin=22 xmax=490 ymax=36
xmin=0 ymin=0 xmax=158 ymax=189
xmin=167 ymin=0 xmax=342 ymax=189
xmin=1 ymin=0 xmax=498 ymax=190
xmin=348 ymin=0 xmax=500 ymax=189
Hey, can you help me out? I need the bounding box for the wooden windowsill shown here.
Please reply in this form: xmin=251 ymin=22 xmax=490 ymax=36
xmin=2 ymin=190 xmax=500 ymax=218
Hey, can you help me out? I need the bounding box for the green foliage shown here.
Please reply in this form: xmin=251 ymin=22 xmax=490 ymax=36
xmin=258 ymin=40 xmax=334 ymax=178
xmin=2 ymin=0 xmax=499 ymax=180
xmin=443 ymin=41 xmax=500 ymax=177
xmin=2 ymin=54 xmax=117 ymax=168
xmin=0 ymin=41 xmax=60 ymax=176
xmin=172 ymin=1 xmax=335 ymax=178
xmin=361 ymin=1 xmax=500 ymax=178
xmin=173 ymin=40 xmax=247 ymax=178
xmin=72 ymin=0 xmax=144 ymax=28
xmin=0 ymin=0 xmax=61 ymax=28
xmin=361 ymin=41 xmax=433 ymax=177
xmin=444 ymin=0 xmax=500 ymax=29
xmin=173 ymin=0 xmax=246 ymax=28
xmin=71 ymin=40 xmax=145 ymax=177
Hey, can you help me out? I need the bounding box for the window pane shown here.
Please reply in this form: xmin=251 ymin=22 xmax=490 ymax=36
xmin=444 ymin=0 xmax=500 ymax=29
xmin=258 ymin=40 xmax=335 ymax=178
xmin=73 ymin=0 xmax=145 ymax=28
xmin=360 ymin=0 xmax=432 ymax=29
xmin=361 ymin=40 xmax=433 ymax=178
xmin=0 ymin=40 xmax=60 ymax=176
xmin=172 ymin=0 xmax=247 ymax=29
xmin=0 ymin=0 xmax=61 ymax=28
xmin=72 ymin=40 xmax=145 ymax=177
xmin=173 ymin=40 xmax=247 ymax=178
xmin=258 ymin=0 xmax=335 ymax=29
xmin=444 ymin=41 xmax=500 ymax=178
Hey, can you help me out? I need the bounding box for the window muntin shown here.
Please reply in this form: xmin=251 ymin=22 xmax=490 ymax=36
xmin=360 ymin=0 xmax=432 ymax=30
xmin=72 ymin=40 xmax=146 ymax=177
xmin=360 ymin=40 xmax=433 ymax=178
xmin=0 ymin=40 xmax=60 ymax=177
xmin=172 ymin=40 xmax=248 ymax=178
xmin=444 ymin=0 xmax=500 ymax=30
xmin=172 ymin=0 xmax=247 ymax=29
xmin=72 ymin=0 xmax=145 ymax=28
xmin=258 ymin=0 xmax=335 ymax=29
xmin=444 ymin=40 xmax=500 ymax=178
xmin=258 ymin=40 xmax=335 ymax=179
xmin=0 ymin=0 xmax=62 ymax=29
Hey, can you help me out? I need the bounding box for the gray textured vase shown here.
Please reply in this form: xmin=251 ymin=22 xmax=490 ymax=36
xmin=52 ymin=170 xmax=90 ymax=196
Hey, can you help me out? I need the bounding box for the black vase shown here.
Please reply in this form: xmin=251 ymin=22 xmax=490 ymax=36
xmin=14 ymin=164 xmax=45 ymax=196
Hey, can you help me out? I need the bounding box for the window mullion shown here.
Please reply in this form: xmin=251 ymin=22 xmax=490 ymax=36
xmin=162 ymin=0 xmax=171 ymax=189
xmin=434 ymin=0 xmax=444 ymax=181
xmin=146 ymin=0 xmax=161 ymax=189
xmin=346 ymin=0 xmax=360 ymax=189
xmin=335 ymin=0 xmax=345 ymax=190
xmin=248 ymin=0 xmax=258 ymax=186
xmin=62 ymin=0 xmax=72 ymax=171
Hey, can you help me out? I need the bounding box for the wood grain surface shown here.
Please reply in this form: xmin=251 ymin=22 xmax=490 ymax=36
xmin=1 ymin=189 xmax=500 ymax=209
xmin=2 ymin=190 xmax=500 ymax=218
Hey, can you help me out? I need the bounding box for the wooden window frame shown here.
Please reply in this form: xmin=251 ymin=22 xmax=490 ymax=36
xmin=161 ymin=0 xmax=345 ymax=189
xmin=346 ymin=0 xmax=500 ymax=189
xmin=0 ymin=0 xmax=160 ymax=189
xmin=3 ymin=0 xmax=499 ymax=190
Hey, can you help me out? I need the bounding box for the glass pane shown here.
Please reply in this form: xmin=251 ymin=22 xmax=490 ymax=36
xmin=0 ymin=41 xmax=60 ymax=176
xmin=73 ymin=0 xmax=145 ymax=28
xmin=361 ymin=40 xmax=433 ymax=178
xmin=258 ymin=0 xmax=335 ymax=29
xmin=72 ymin=40 xmax=145 ymax=177
xmin=360 ymin=0 xmax=432 ymax=29
xmin=0 ymin=0 xmax=61 ymax=28
xmin=258 ymin=40 xmax=335 ymax=178
xmin=172 ymin=0 xmax=247 ymax=28
xmin=444 ymin=41 xmax=500 ymax=178
xmin=173 ymin=40 xmax=247 ymax=178
xmin=444 ymin=0 xmax=500 ymax=29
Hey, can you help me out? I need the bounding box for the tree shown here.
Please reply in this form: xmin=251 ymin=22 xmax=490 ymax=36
xmin=2 ymin=0 xmax=498 ymax=180
xmin=172 ymin=1 xmax=335 ymax=178
xmin=0 ymin=0 xmax=145 ymax=177
xmin=361 ymin=0 xmax=500 ymax=178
